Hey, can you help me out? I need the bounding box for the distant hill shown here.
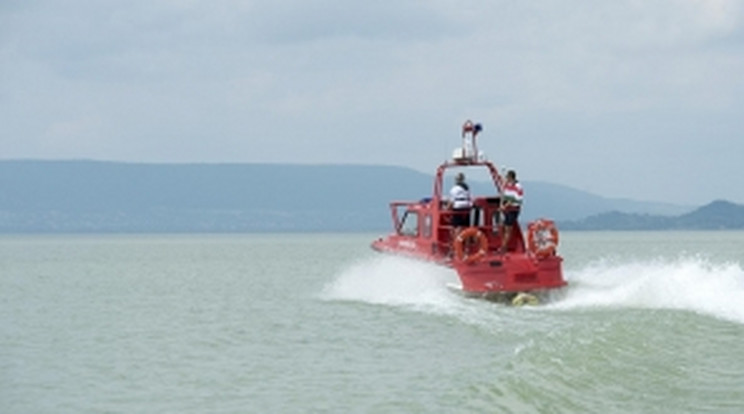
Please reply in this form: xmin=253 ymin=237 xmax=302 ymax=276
xmin=560 ymin=200 xmax=744 ymax=230
xmin=522 ymin=181 xmax=690 ymax=221
xmin=0 ymin=160 xmax=709 ymax=233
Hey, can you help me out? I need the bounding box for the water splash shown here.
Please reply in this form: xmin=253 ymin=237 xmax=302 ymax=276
xmin=323 ymin=252 xmax=744 ymax=325
xmin=551 ymin=256 xmax=744 ymax=324
xmin=324 ymin=255 xmax=552 ymax=335
xmin=321 ymin=255 xmax=458 ymax=310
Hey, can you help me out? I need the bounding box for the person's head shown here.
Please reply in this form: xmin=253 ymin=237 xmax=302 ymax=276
xmin=455 ymin=172 xmax=465 ymax=183
xmin=506 ymin=170 xmax=517 ymax=181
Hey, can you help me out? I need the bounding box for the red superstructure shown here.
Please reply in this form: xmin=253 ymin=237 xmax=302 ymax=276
xmin=371 ymin=121 xmax=567 ymax=304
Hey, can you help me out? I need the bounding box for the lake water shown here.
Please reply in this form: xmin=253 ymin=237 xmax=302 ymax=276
xmin=2 ymin=232 xmax=744 ymax=413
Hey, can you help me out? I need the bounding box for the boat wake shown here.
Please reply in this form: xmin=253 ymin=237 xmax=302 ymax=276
xmin=321 ymin=255 xmax=533 ymax=330
xmin=321 ymin=255 xmax=459 ymax=311
xmin=550 ymin=256 xmax=744 ymax=324
xmin=323 ymin=254 xmax=744 ymax=325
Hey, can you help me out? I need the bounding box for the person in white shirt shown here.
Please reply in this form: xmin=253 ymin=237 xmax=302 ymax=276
xmin=447 ymin=172 xmax=472 ymax=232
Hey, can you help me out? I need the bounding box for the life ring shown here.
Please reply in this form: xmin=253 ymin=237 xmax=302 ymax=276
xmin=527 ymin=219 xmax=559 ymax=258
xmin=453 ymin=227 xmax=488 ymax=264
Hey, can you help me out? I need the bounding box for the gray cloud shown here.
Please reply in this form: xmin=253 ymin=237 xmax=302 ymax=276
xmin=2 ymin=0 xmax=743 ymax=204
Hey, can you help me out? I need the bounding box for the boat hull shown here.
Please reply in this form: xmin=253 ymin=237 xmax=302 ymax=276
xmin=371 ymin=236 xmax=566 ymax=296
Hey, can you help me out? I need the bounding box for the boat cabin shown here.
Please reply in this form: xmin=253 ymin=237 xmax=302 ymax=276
xmin=386 ymin=160 xmax=526 ymax=262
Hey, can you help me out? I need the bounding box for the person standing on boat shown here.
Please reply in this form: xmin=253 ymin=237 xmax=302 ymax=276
xmin=500 ymin=170 xmax=523 ymax=253
xmin=447 ymin=172 xmax=472 ymax=233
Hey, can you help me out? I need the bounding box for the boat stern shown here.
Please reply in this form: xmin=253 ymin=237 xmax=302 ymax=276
xmin=454 ymin=253 xmax=566 ymax=294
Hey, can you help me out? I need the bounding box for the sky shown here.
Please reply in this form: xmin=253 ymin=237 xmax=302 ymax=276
xmin=1 ymin=0 xmax=743 ymax=206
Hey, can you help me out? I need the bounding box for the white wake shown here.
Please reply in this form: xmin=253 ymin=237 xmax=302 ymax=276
xmin=321 ymin=255 xmax=457 ymax=309
xmin=322 ymin=254 xmax=744 ymax=325
xmin=550 ymin=256 xmax=744 ymax=324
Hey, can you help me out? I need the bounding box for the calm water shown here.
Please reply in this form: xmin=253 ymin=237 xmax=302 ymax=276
xmin=2 ymin=232 xmax=744 ymax=413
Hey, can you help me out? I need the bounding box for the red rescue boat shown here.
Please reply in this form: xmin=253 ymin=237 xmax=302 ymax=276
xmin=371 ymin=121 xmax=567 ymax=304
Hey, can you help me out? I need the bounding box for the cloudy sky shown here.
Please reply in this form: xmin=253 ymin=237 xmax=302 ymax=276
xmin=2 ymin=0 xmax=743 ymax=205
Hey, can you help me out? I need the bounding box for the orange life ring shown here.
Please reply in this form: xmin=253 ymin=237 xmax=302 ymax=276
xmin=527 ymin=219 xmax=559 ymax=258
xmin=454 ymin=227 xmax=488 ymax=264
